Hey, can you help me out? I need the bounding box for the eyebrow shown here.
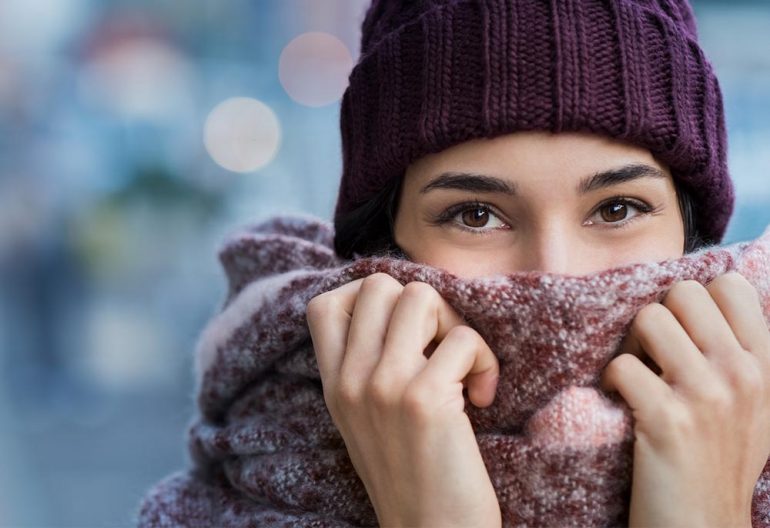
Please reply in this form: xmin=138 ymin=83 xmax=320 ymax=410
xmin=419 ymin=163 xmax=666 ymax=196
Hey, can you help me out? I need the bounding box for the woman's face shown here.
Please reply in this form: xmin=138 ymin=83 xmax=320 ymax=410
xmin=393 ymin=131 xmax=685 ymax=278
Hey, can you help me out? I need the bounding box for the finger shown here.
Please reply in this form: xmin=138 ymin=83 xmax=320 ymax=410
xmin=305 ymin=278 xmax=365 ymax=385
xmin=662 ymin=279 xmax=745 ymax=361
xmin=376 ymin=281 xmax=467 ymax=378
xmin=705 ymin=272 xmax=770 ymax=359
xmin=412 ymin=325 xmax=500 ymax=408
xmin=620 ymin=302 xmax=710 ymax=387
xmin=617 ymin=330 xmax=660 ymax=375
xmin=600 ymin=353 xmax=675 ymax=418
xmin=341 ymin=273 xmax=404 ymax=388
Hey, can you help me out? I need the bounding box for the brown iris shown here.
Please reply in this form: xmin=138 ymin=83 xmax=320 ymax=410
xmin=600 ymin=202 xmax=628 ymax=223
xmin=461 ymin=207 xmax=490 ymax=228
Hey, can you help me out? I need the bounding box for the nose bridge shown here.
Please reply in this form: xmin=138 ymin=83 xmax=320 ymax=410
xmin=524 ymin=223 xmax=572 ymax=275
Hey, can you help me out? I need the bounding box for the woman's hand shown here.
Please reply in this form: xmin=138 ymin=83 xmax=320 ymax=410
xmin=601 ymin=271 xmax=770 ymax=527
xmin=305 ymin=272 xmax=501 ymax=528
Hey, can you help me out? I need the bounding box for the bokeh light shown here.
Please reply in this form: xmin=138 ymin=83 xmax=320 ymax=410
xmin=203 ymin=96 xmax=281 ymax=173
xmin=0 ymin=0 xmax=88 ymax=55
xmin=77 ymin=37 xmax=195 ymax=121
xmin=278 ymin=31 xmax=354 ymax=107
xmin=84 ymin=301 xmax=174 ymax=390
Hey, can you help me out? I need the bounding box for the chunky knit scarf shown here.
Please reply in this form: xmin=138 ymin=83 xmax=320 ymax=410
xmin=136 ymin=214 xmax=770 ymax=527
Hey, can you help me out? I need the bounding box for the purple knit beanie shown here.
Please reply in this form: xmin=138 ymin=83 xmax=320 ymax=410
xmin=333 ymin=0 xmax=735 ymax=245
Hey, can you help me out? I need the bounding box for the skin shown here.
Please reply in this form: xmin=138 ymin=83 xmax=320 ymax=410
xmin=306 ymin=131 xmax=770 ymax=527
xmin=393 ymin=130 xmax=685 ymax=277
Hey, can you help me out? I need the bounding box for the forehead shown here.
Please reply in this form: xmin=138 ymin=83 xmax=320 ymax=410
xmin=405 ymin=130 xmax=667 ymax=185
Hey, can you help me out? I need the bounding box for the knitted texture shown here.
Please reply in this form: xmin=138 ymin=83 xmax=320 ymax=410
xmin=136 ymin=214 xmax=770 ymax=527
xmin=334 ymin=0 xmax=734 ymax=245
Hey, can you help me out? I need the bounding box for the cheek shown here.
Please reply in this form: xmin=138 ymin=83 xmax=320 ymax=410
xmin=647 ymin=213 xmax=686 ymax=259
xmin=441 ymin=258 xmax=513 ymax=279
xmin=596 ymin=224 xmax=685 ymax=269
xmin=404 ymin=242 xmax=515 ymax=278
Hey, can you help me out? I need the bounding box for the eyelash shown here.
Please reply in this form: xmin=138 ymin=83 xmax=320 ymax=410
xmin=430 ymin=197 xmax=656 ymax=235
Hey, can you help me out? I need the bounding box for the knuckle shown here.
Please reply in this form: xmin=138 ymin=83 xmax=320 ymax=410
xmin=361 ymin=272 xmax=402 ymax=294
xmin=445 ymin=324 xmax=481 ymax=346
xmin=697 ymin=383 xmax=733 ymax=413
xmin=366 ymin=375 xmax=398 ymax=409
xmin=322 ymin=390 xmax=341 ymax=419
xmin=612 ymin=353 xmax=635 ymax=370
xmin=710 ymin=271 xmax=759 ymax=300
xmin=635 ymin=393 xmax=692 ymax=436
xmin=607 ymin=353 xmax=637 ymax=377
xmin=401 ymin=383 xmax=435 ymax=423
xmin=673 ymin=279 xmax=705 ymax=294
xmin=401 ymin=280 xmax=439 ymax=303
xmin=714 ymin=270 xmax=750 ymax=288
xmin=306 ymin=291 xmax=334 ymax=319
xmin=656 ymin=405 xmax=695 ymax=437
xmin=663 ymin=279 xmax=704 ymax=305
xmin=732 ymin=356 xmax=766 ymax=397
xmin=632 ymin=302 xmax=669 ymax=331
xmin=334 ymin=380 xmax=361 ymax=407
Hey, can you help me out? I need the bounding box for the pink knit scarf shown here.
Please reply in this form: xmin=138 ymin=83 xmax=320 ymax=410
xmin=137 ymin=214 xmax=770 ymax=527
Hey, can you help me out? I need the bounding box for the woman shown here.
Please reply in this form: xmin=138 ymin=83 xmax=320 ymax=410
xmin=306 ymin=0 xmax=770 ymax=526
xmin=135 ymin=0 xmax=770 ymax=526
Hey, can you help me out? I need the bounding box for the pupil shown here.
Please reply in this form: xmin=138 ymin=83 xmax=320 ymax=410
xmin=463 ymin=207 xmax=488 ymax=228
xmin=602 ymin=203 xmax=627 ymax=222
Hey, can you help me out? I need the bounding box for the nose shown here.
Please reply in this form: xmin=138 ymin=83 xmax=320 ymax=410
xmin=518 ymin=227 xmax=574 ymax=275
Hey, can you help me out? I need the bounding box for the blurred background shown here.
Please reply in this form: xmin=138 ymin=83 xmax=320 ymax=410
xmin=0 ymin=0 xmax=767 ymax=526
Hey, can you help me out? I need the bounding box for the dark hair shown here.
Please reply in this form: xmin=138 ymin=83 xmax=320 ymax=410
xmin=333 ymin=174 xmax=406 ymax=260
xmin=334 ymin=174 xmax=707 ymax=260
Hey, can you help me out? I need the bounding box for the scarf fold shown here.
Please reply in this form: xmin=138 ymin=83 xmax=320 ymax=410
xmin=137 ymin=213 xmax=770 ymax=527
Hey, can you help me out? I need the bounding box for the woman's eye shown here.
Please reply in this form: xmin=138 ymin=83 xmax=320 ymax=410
xmin=436 ymin=202 xmax=508 ymax=234
xmin=458 ymin=205 xmax=505 ymax=229
xmin=587 ymin=198 xmax=654 ymax=228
